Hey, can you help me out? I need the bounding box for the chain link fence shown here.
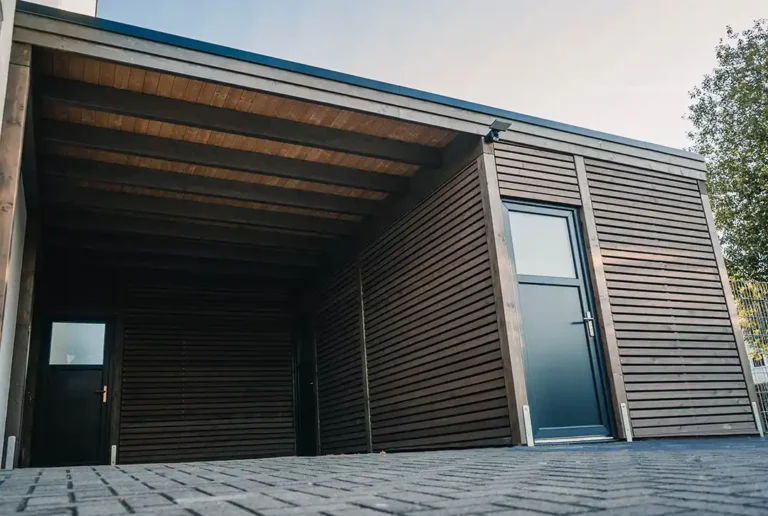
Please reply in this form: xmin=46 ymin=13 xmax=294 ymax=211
xmin=731 ymin=280 xmax=768 ymax=430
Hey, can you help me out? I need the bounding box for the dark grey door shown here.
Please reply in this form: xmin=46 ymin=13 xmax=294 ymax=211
xmin=33 ymin=321 xmax=111 ymax=466
xmin=504 ymin=202 xmax=612 ymax=441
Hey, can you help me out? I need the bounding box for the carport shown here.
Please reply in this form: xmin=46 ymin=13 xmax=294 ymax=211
xmin=0 ymin=1 xmax=760 ymax=470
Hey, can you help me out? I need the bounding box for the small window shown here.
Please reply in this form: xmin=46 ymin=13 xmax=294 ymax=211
xmin=49 ymin=322 xmax=106 ymax=365
xmin=508 ymin=211 xmax=576 ymax=278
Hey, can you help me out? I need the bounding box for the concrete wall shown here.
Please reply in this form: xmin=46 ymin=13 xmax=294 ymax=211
xmin=0 ymin=181 xmax=25 ymax=466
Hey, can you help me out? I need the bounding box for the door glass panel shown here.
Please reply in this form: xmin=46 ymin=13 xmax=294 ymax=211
xmin=508 ymin=211 xmax=576 ymax=278
xmin=49 ymin=322 xmax=106 ymax=365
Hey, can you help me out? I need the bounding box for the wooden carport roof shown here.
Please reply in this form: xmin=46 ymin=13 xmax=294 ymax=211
xmin=12 ymin=1 xmax=710 ymax=278
xmin=29 ymin=47 xmax=460 ymax=277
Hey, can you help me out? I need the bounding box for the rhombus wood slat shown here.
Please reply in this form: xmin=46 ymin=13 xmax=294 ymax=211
xmin=493 ymin=141 xmax=581 ymax=206
xmin=361 ymin=161 xmax=510 ymax=451
xmin=313 ymin=160 xmax=511 ymax=453
xmin=119 ymin=280 xmax=296 ymax=463
xmin=314 ymin=262 xmax=368 ymax=454
xmin=586 ymin=158 xmax=756 ymax=438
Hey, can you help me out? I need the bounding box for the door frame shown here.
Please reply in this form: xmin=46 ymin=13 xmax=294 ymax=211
xmin=501 ymin=199 xmax=616 ymax=442
xmin=31 ymin=315 xmax=116 ymax=466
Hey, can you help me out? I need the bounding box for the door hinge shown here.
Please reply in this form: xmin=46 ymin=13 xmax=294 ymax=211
xmin=583 ymin=311 xmax=595 ymax=337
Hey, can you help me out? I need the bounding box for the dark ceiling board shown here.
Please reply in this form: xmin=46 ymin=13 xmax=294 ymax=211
xmin=44 ymin=180 xmax=358 ymax=235
xmin=38 ymin=77 xmax=442 ymax=168
xmin=47 ymin=230 xmax=321 ymax=266
xmin=39 ymin=120 xmax=408 ymax=192
xmin=46 ymin=209 xmax=334 ymax=251
xmin=41 ymin=156 xmax=378 ymax=216
xmin=51 ymin=248 xmax=310 ymax=280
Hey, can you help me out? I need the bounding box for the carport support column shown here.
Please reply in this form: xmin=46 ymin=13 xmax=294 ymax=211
xmin=476 ymin=142 xmax=530 ymax=446
xmin=699 ymin=181 xmax=763 ymax=436
xmin=574 ymin=155 xmax=631 ymax=441
xmin=0 ymin=43 xmax=31 ymax=467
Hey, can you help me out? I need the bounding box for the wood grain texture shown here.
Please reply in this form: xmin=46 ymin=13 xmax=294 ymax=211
xmin=361 ymin=160 xmax=511 ymax=451
xmin=477 ymin=145 xmax=528 ymax=445
xmin=0 ymin=45 xmax=30 ymax=347
xmin=313 ymin=262 xmax=369 ymax=454
xmin=493 ymin=142 xmax=581 ymax=206
xmin=574 ymin=155 xmax=629 ymax=439
xmin=586 ymin=158 xmax=757 ymax=437
xmin=119 ymin=278 xmax=296 ymax=463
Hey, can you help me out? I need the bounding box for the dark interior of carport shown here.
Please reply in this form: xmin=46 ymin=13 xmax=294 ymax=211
xmin=22 ymin=47 xmax=513 ymax=466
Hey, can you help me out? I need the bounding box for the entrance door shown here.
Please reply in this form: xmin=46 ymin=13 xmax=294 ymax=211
xmin=33 ymin=321 xmax=111 ymax=466
xmin=504 ymin=202 xmax=612 ymax=442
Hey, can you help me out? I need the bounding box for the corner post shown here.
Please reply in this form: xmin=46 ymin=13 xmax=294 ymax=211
xmin=699 ymin=181 xmax=763 ymax=436
xmin=574 ymin=155 xmax=631 ymax=441
xmin=356 ymin=261 xmax=373 ymax=453
xmin=0 ymin=43 xmax=31 ymax=337
xmin=476 ymin=140 xmax=530 ymax=445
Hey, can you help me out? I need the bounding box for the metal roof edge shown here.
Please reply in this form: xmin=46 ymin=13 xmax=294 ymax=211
xmin=16 ymin=0 xmax=704 ymax=163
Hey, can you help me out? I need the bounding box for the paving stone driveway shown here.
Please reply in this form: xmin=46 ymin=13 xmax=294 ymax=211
xmin=2 ymin=438 xmax=768 ymax=515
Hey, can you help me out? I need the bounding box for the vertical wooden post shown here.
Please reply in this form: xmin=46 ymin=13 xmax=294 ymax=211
xmin=700 ymin=184 xmax=762 ymax=435
xmin=3 ymin=221 xmax=37 ymax=468
xmin=0 ymin=43 xmax=31 ymax=342
xmin=476 ymin=142 xmax=529 ymax=445
xmin=574 ymin=155 xmax=631 ymax=440
xmin=357 ymin=261 xmax=373 ymax=452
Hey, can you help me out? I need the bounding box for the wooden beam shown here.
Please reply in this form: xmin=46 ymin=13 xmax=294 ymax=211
xmin=701 ymin=190 xmax=762 ymax=435
xmin=43 ymin=156 xmax=378 ymax=216
xmin=45 ymin=180 xmax=357 ymax=235
xmin=38 ymin=77 xmax=442 ymax=168
xmin=0 ymin=44 xmax=31 ymax=409
xmin=47 ymin=230 xmax=322 ymax=266
xmin=38 ymin=120 xmax=408 ymax=192
xmin=574 ymin=155 xmax=631 ymax=441
xmin=476 ymin=142 xmax=529 ymax=445
xmin=3 ymin=220 xmax=37 ymax=468
xmin=46 ymin=210 xmax=334 ymax=251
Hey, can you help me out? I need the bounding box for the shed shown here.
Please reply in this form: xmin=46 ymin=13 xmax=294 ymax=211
xmin=0 ymin=1 xmax=760 ymax=468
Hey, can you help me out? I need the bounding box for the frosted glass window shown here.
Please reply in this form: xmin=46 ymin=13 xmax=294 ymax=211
xmin=49 ymin=322 xmax=105 ymax=365
xmin=508 ymin=211 xmax=576 ymax=278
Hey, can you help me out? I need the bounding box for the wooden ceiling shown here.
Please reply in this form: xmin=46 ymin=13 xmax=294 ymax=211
xmin=31 ymin=48 xmax=459 ymax=278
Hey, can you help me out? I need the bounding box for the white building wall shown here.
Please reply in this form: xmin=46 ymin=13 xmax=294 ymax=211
xmin=25 ymin=0 xmax=96 ymax=16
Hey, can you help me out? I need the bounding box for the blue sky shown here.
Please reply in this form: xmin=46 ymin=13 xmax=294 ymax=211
xmin=96 ymin=0 xmax=767 ymax=150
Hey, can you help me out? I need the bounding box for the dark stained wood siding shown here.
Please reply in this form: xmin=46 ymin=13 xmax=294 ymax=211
xmin=314 ymin=263 xmax=368 ymax=454
xmin=585 ymin=158 xmax=756 ymax=437
xmin=361 ymin=161 xmax=511 ymax=451
xmin=493 ymin=141 xmax=581 ymax=206
xmin=119 ymin=278 xmax=296 ymax=463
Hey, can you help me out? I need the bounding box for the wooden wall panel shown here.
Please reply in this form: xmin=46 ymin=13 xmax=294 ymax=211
xmin=313 ymin=263 xmax=368 ymax=454
xmin=493 ymin=141 xmax=581 ymax=206
xmin=119 ymin=278 xmax=296 ymax=463
xmin=585 ymin=158 xmax=757 ymax=437
xmin=361 ymin=161 xmax=511 ymax=451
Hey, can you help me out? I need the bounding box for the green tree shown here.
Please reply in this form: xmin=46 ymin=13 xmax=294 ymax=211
xmin=688 ymin=19 xmax=768 ymax=280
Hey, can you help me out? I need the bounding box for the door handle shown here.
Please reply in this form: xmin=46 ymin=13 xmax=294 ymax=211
xmin=95 ymin=385 xmax=107 ymax=403
xmin=583 ymin=311 xmax=595 ymax=338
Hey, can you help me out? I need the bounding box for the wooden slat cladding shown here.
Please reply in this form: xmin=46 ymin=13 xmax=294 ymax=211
xmin=493 ymin=142 xmax=581 ymax=206
xmin=360 ymin=161 xmax=511 ymax=451
xmin=119 ymin=279 xmax=296 ymax=463
xmin=314 ymin=263 xmax=368 ymax=454
xmin=586 ymin=158 xmax=756 ymax=438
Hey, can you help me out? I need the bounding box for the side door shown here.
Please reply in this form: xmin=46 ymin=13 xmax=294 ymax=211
xmin=32 ymin=320 xmax=112 ymax=466
xmin=504 ymin=201 xmax=613 ymax=442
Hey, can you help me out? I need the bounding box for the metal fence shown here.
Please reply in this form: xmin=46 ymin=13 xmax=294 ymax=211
xmin=731 ymin=280 xmax=768 ymax=430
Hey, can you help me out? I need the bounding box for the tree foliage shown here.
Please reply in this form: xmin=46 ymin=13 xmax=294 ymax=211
xmin=688 ymin=20 xmax=768 ymax=280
